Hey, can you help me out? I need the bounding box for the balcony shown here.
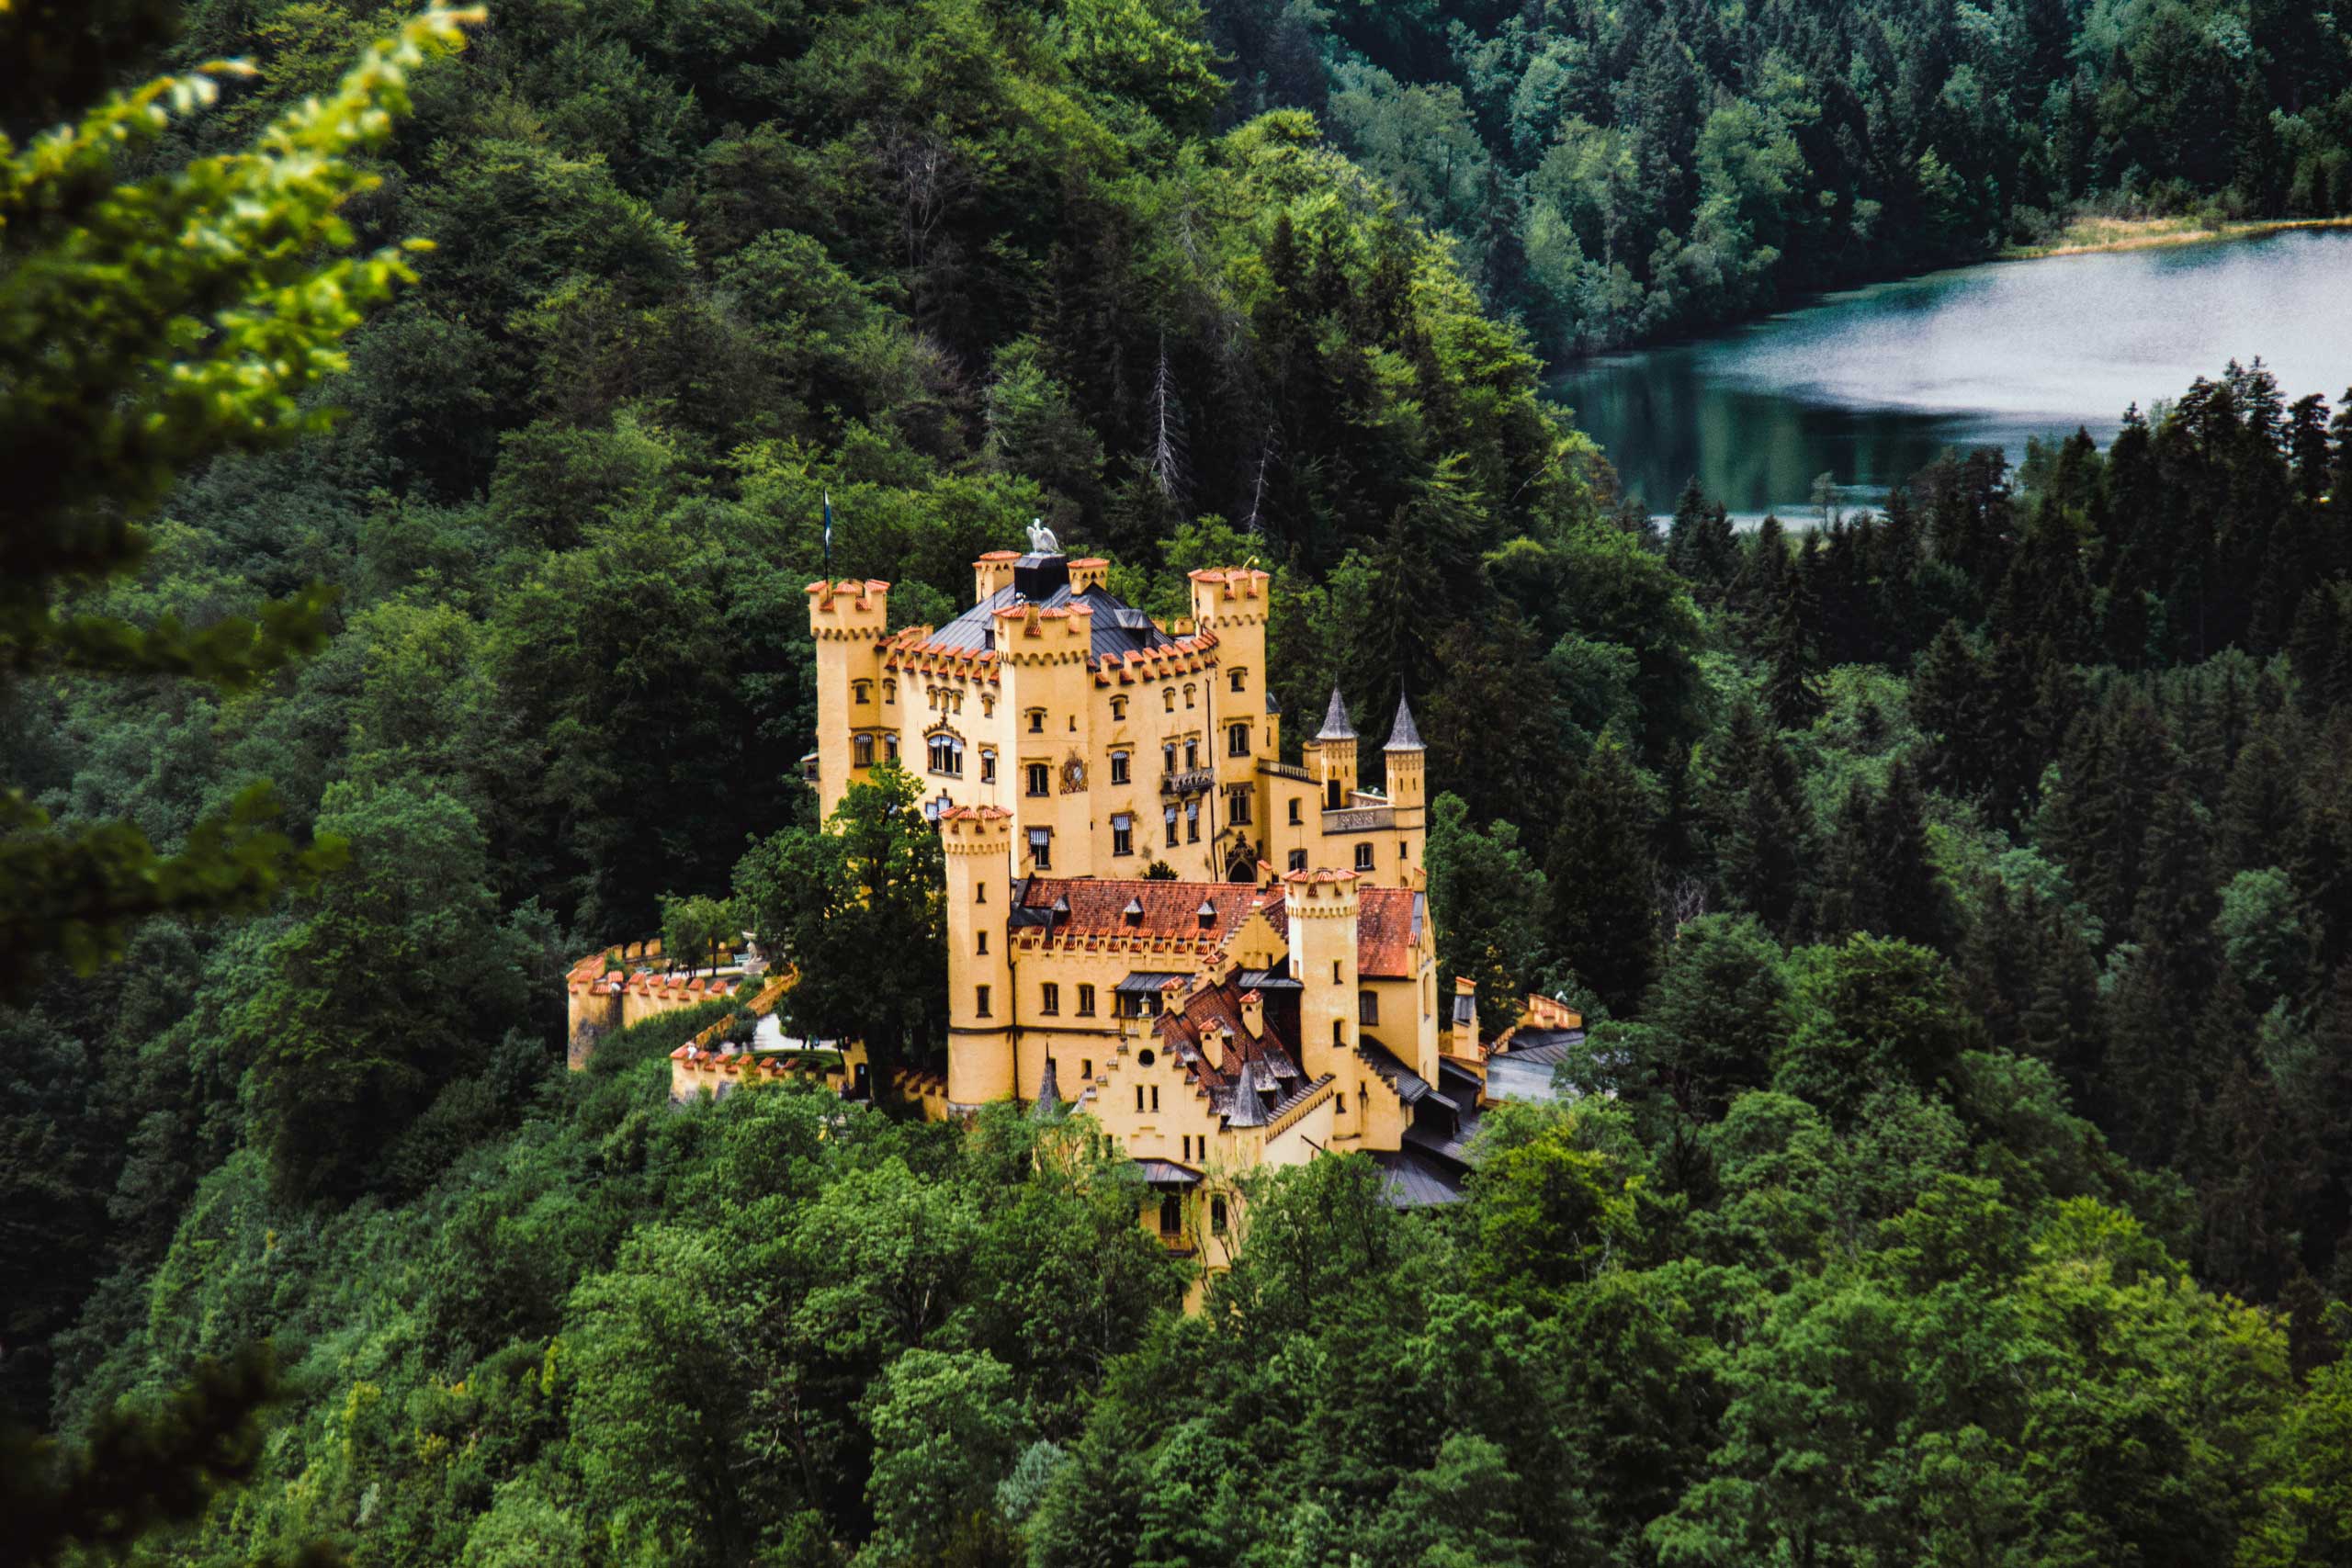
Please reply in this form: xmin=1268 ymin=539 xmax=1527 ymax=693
xmin=1160 ymin=768 xmax=1216 ymax=796
xmin=1323 ymin=803 xmax=1396 ymax=834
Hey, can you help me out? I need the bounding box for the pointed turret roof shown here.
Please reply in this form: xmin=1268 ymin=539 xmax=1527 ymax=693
xmin=1317 ymin=686 xmax=1356 ymax=742
xmin=1225 ymin=1057 xmax=1271 ymax=1128
xmin=1385 ymin=694 xmax=1425 ymax=752
xmin=1031 ymin=1055 xmax=1064 ymax=1121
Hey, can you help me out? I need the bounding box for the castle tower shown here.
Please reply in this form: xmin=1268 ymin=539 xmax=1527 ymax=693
xmin=1189 ymin=566 xmax=1273 ymax=877
xmin=806 ymin=577 xmax=892 ymax=819
xmin=1286 ymin=866 xmax=1360 ymax=1087
xmin=1384 ymin=694 xmax=1428 ymax=886
xmin=1313 ymin=687 xmax=1357 ymax=810
xmin=993 ymin=560 xmax=1097 ymax=878
xmin=941 ymin=806 xmax=1016 ymax=1110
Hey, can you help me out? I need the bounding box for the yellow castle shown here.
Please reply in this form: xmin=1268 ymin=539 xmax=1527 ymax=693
xmin=806 ymin=542 xmax=1500 ymax=1271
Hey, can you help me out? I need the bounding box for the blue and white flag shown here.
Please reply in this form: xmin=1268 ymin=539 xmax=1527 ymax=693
xmin=822 ymin=490 xmax=834 ymax=572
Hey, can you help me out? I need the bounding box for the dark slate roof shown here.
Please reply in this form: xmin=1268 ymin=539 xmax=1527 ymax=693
xmin=1234 ymin=968 xmax=1304 ymax=993
xmin=1317 ymin=686 xmax=1356 ymax=741
xmin=1031 ymin=1055 xmax=1064 ymax=1120
xmin=1134 ymin=1158 xmax=1203 ymax=1186
xmin=1385 ymin=694 xmax=1425 ymax=751
xmin=926 ymin=566 xmax=1181 ymax=664
xmin=1224 ymin=1058 xmax=1271 ymax=1127
xmin=1114 ymin=970 xmax=1192 ymax=996
xmin=1371 ymin=1146 xmax=1468 ymax=1207
xmin=1498 ymin=1029 xmax=1586 ymax=1069
xmin=1359 ymin=1034 xmax=1453 ymax=1111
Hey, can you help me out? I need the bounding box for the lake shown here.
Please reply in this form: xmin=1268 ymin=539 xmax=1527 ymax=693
xmin=1550 ymin=227 xmax=2352 ymax=524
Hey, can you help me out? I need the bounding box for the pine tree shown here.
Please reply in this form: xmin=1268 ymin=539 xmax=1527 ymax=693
xmin=1959 ymin=880 xmax=2039 ymax=1054
xmin=2101 ymin=942 xmax=2199 ymax=1167
xmin=2129 ymin=781 xmax=2222 ymax=991
xmin=1705 ymin=702 xmax=1811 ymax=937
xmin=1543 ymin=735 xmax=1660 ymax=1015
xmin=2019 ymin=899 xmax=2106 ymax=1112
xmin=2191 ymin=1049 xmax=2310 ymax=1302
xmin=1909 ymin=620 xmax=1991 ymax=802
xmin=1871 ymin=761 xmax=1951 ymax=952
xmin=1807 ymin=779 xmax=1881 ymax=944
xmin=1758 ymin=570 xmax=1824 ymax=731
xmin=2220 ymin=711 xmax=2304 ymax=876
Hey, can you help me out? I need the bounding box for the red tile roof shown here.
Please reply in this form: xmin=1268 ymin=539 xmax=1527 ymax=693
xmin=1015 ymin=878 xmax=1268 ymax=944
xmin=1356 ymin=887 xmax=1422 ymax=978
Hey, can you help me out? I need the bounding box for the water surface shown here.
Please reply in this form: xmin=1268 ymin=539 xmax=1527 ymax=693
xmin=1552 ymin=228 xmax=2352 ymax=522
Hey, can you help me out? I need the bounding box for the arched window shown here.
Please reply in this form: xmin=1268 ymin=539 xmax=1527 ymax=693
xmin=927 ymin=733 xmax=964 ymax=776
xmin=1110 ymin=750 xmax=1131 ymax=785
xmin=1354 ymin=841 xmax=1374 ymax=872
xmin=1026 ymin=708 xmax=1046 ymax=734
xmin=882 ymin=734 xmax=899 ymax=763
xmin=1229 ymin=669 xmax=1247 ymax=694
xmin=1184 ymin=739 xmax=1199 ymax=772
xmin=853 ymin=734 xmax=875 ymax=767
xmin=1227 ymin=722 xmax=1250 ymax=757
xmin=1183 ymin=683 xmax=1196 ymax=708
xmin=853 ymin=680 xmax=873 ymax=704
xmin=1111 ymin=695 xmax=1128 ymax=721
xmin=882 ymin=678 xmax=897 ymax=703
xmin=1164 ymin=688 xmax=1176 ymax=714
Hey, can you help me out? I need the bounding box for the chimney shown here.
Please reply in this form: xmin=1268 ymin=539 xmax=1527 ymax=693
xmin=1201 ymin=1023 xmax=1225 ymax=1074
xmin=1240 ymin=989 xmax=1264 ymax=1040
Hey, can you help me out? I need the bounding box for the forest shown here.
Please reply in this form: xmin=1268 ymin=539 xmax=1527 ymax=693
xmin=5 ymin=1 xmax=2352 ymax=1564
xmin=1215 ymin=0 xmax=2352 ymax=350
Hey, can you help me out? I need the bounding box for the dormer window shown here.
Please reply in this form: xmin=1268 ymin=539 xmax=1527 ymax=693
xmin=1196 ymin=898 xmax=1216 ymax=931
xmin=1123 ymin=897 xmax=1145 ymax=926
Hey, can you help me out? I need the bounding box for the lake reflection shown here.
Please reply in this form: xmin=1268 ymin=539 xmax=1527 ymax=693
xmin=1552 ymin=228 xmax=2352 ymax=522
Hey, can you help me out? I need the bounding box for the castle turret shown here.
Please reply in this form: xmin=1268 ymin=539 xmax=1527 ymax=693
xmin=1190 ymin=566 xmax=1274 ymax=875
xmin=1313 ymin=687 xmax=1357 ymax=810
xmin=807 ymin=578 xmax=892 ymax=818
xmin=1384 ymin=694 xmax=1428 ymax=886
xmin=942 ymin=806 xmax=1016 ymax=1110
xmin=1286 ymin=866 xmax=1360 ymax=1088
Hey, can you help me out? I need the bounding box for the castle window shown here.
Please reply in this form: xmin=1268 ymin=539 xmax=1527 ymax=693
xmin=1081 ymin=1057 xmax=1092 ymax=1078
xmin=980 ymin=749 xmax=997 ymax=784
xmin=1027 ymin=827 xmax=1052 ymax=869
xmin=977 ymin=881 xmax=987 ymax=903
xmin=854 ymin=734 xmax=876 ymax=768
xmin=1229 ymin=669 xmax=1247 ymax=694
xmin=1078 ymin=985 xmax=1096 ymax=1016
xmin=977 ymin=931 xmax=988 ymax=955
xmin=1151 ymin=1086 xmax=1159 ymax=1111
xmin=1183 ymin=683 xmax=1196 ymax=709
xmin=883 ymin=679 xmax=898 ymax=704
xmin=1211 ymin=1195 xmax=1227 ymax=1234
xmin=1164 ymin=806 xmax=1180 ymax=847
xmin=1228 ymin=786 xmax=1250 ymax=827
xmin=927 ymin=734 xmax=965 ymax=776
xmin=1112 ymin=695 xmax=1128 ymax=721
xmin=1354 ymin=842 xmax=1374 ymax=872
xmin=1227 ymin=723 xmax=1250 ymax=757
xmin=1026 ymin=763 xmax=1050 ymax=796
xmin=883 ymin=734 xmax=899 ymax=764
xmin=1359 ymin=990 xmax=1379 ymax=1026
xmin=1027 ymin=708 xmax=1046 ymax=734
xmin=1185 ymin=799 xmax=1201 ymax=843
xmin=854 ymin=680 xmax=873 ymax=704
xmin=1159 ymin=1195 xmax=1181 ymax=1235
xmin=1288 ymin=798 xmax=1301 ymax=824
xmin=976 ymin=985 xmax=991 ymax=1017
xmin=1111 ymin=750 xmax=1130 ymax=785
xmin=1040 ymin=982 xmax=1060 ymax=1015
xmin=1288 ymin=849 xmax=1306 ymax=872
xmin=1162 ymin=742 xmax=1177 ymax=775
xmin=1164 ymin=689 xmax=1176 ymax=714
xmin=1112 ymin=814 xmax=1134 ymax=856
xmin=981 ymin=694 xmax=995 ymax=717
xmin=1332 ymin=1018 xmax=1343 ymax=1046
xmin=1184 ymin=739 xmax=1199 ymax=772
xmin=1136 ymin=1086 xmax=1146 ymax=1112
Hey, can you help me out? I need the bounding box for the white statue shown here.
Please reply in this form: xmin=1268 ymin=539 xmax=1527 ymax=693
xmin=1026 ymin=517 xmax=1059 ymax=555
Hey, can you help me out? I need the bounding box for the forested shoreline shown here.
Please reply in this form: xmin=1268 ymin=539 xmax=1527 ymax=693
xmin=6 ymin=2 xmax=2352 ymax=1565
xmin=1214 ymin=0 xmax=2352 ymax=354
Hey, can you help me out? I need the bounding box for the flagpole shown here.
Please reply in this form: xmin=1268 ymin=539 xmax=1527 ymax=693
xmin=823 ymin=490 xmax=834 ymax=576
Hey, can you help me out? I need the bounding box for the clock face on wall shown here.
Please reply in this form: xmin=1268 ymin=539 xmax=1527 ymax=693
xmin=1060 ymin=755 xmax=1087 ymax=793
